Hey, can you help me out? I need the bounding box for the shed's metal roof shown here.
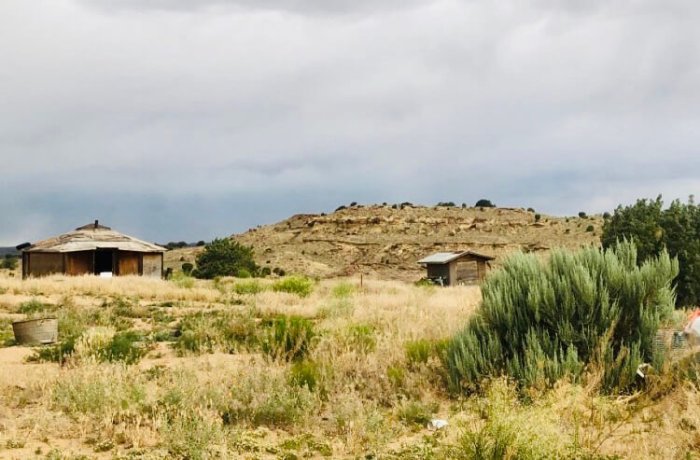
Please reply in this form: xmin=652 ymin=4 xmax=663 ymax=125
xmin=24 ymin=223 xmax=166 ymax=253
xmin=418 ymin=250 xmax=494 ymax=265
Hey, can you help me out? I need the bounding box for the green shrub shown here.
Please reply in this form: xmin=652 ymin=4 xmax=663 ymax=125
xmin=405 ymin=339 xmax=433 ymax=365
xmin=99 ymin=330 xmax=148 ymax=364
xmin=387 ymin=365 xmax=406 ymax=389
xmin=446 ymin=241 xmax=677 ymax=394
xmin=1 ymin=256 xmax=18 ymax=270
xmin=272 ymin=276 xmax=314 ymax=297
xmin=29 ymin=338 xmax=76 ymax=364
xmin=534 ymin=213 xmax=541 ymax=222
xmin=396 ymin=399 xmax=437 ymax=426
xmin=475 ymin=199 xmax=495 ymax=208
xmin=602 ymin=196 xmax=700 ymax=306
xmin=40 ymin=328 xmax=149 ymax=364
xmin=586 ymin=224 xmax=595 ymax=232
xmin=262 ymin=316 xmax=315 ymax=362
xmin=192 ymin=238 xmax=259 ymax=279
xmin=236 ymin=268 xmax=252 ymax=278
xmin=288 ymin=360 xmax=322 ymax=391
xmin=578 ymin=211 xmax=587 ymax=218
xmin=233 ymin=280 xmax=264 ymax=295
xmin=181 ymin=262 xmax=194 ymax=275
xmin=17 ymin=298 xmax=52 ymax=314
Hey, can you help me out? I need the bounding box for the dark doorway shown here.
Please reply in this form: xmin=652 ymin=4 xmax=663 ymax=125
xmin=94 ymin=250 xmax=114 ymax=274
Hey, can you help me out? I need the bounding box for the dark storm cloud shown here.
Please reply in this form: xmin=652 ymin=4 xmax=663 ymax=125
xmin=2 ymin=0 xmax=700 ymax=244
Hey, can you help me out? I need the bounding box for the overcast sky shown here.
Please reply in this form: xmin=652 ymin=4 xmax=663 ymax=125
xmin=2 ymin=0 xmax=699 ymax=245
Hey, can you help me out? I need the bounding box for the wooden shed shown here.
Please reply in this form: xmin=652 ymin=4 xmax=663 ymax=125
xmin=20 ymin=221 xmax=166 ymax=279
xmin=417 ymin=251 xmax=494 ymax=286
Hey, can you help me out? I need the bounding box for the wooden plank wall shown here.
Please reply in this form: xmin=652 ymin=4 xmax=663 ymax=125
xmin=66 ymin=251 xmax=93 ymax=275
xmin=27 ymin=253 xmax=64 ymax=277
xmin=118 ymin=252 xmax=140 ymax=276
xmin=454 ymin=260 xmax=479 ymax=284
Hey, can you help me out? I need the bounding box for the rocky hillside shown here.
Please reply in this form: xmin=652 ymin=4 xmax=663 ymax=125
xmin=167 ymin=204 xmax=603 ymax=281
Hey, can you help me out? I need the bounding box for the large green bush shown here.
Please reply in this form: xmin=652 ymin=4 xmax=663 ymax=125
xmin=602 ymin=196 xmax=700 ymax=306
xmin=446 ymin=241 xmax=677 ymax=394
xmin=192 ymin=238 xmax=259 ymax=279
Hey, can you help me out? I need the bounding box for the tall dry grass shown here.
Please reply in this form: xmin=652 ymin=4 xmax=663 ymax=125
xmin=0 ymin=272 xmax=698 ymax=459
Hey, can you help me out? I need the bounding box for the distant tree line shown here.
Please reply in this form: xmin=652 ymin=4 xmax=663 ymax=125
xmin=162 ymin=240 xmax=207 ymax=250
xmin=602 ymin=195 xmax=700 ymax=306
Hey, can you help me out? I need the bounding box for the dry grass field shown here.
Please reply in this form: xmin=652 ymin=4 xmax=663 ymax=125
xmin=0 ymin=270 xmax=699 ymax=459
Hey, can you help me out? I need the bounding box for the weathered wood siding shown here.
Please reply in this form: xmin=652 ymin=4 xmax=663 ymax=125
xmin=27 ymin=253 xmax=63 ymax=277
xmin=454 ymin=260 xmax=479 ymax=284
xmin=142 ymin=253 xmax=162 ymax=278
xmin=118 ymin=251 xmax=140 ymax=276
xmin=66 ymin=251 xmax=93 ymax=275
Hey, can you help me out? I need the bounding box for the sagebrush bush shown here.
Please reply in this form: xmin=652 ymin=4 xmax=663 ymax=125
xmin=447 ymin=241 xmax=678 ymax=394
xmin=272 ymin=276 xmax=314 ymax=297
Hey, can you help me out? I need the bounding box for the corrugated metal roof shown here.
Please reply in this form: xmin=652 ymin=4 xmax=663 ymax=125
xmin=418 ymin=250 xmax=494 ymax=264
xmin=24 ymin=223 xmax=166 ymax=253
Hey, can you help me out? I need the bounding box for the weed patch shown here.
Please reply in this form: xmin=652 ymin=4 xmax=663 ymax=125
xmin=262 ymin=316 xmax=315 ymax=362
xmin=272 ymin=276 xmax=314 ymax=297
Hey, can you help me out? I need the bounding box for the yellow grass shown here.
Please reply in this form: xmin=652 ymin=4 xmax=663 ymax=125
xmin=0 ymin=272 xmax=698 ymax=459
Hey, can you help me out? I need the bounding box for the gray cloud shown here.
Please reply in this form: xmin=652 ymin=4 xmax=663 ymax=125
xmin=78 ymin=0 xmax=434 ymax=16
xmin=1 ymin=0 xmax=700 ymax=244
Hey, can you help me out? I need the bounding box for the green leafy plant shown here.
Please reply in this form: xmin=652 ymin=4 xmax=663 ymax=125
xmin=602 ymin=195 xmax=700 ymax=306
xmin=446 ymin=241 xmax=677 ymax=394
xmin=192 ymin=238 xmax=259 ymax=279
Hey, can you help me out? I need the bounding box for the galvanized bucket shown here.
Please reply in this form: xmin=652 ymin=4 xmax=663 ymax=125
xmin=12 ymin=317 xmax=58 ymax=345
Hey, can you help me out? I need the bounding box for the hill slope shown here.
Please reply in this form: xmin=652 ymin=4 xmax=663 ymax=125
xmin=167 ymin=205 xmax=602 ymax=280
